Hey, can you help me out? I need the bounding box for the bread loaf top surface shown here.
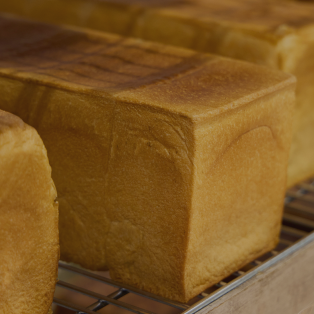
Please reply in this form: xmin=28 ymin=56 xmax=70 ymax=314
xmin=0 ymin=14 xmax=295 ymax=122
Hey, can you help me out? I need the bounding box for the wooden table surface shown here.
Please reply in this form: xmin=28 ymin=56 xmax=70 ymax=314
xmin=198 ymin=236 xmax=314 ymax=314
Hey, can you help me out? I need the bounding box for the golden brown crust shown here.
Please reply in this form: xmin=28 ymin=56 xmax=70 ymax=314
xmin=0 ymin=15 xmax=295 ymax=302
xmin=0 ymin=110 xmax=59 ymax=313
xmin=0 ymin=15 xmax=294 ymax=118
xmin=1 ymin=0 xmax=312 ymax=186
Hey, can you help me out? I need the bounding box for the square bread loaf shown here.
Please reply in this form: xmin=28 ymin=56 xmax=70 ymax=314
xmin=0 ymin=15 xmax=295 ymax=302
xmin=0 ymin=110 xmax=59 ymax=314
xmin=1 ymin=0 xmax=312 ymax=187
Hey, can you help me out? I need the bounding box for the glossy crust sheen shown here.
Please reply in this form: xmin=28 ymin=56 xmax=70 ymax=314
xmin=0 ymin=15 xmax=295 ymax=302
xmin=0 ymin=0 xmax=312 ymax=187
xmin=0 ymin=110 xmax=59 ymax=313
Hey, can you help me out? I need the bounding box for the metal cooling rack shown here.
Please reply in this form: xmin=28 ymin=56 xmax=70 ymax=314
xmin=53 ymin=179 xmax=314 ymax=314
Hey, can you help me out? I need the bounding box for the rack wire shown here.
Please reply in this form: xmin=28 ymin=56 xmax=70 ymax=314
xmin=53 ymin=179 xmax=314 ymax=314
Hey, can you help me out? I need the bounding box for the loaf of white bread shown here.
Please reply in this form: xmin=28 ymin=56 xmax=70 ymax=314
xmin=0 ymin=110 xmax=59 ymax=313
xmin=0 ymin=15 xmax=295 ymax=302
xmin=0 ymin=0 xmax=311 ymax=187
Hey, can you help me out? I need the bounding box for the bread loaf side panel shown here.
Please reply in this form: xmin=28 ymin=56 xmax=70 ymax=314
xmin=0 ymin=76 xmax=115 ymax=269
xmin=184 ymin=86 xmax=295 ymax=300
xmin=104 ymin=102 xmax=194 ymax=301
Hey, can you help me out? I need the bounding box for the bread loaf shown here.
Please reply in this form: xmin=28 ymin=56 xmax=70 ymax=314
xmin=1 ymin=0 xmax=311 ymax=187
xmin=0 ymin=110 xmax=59 ymax=313
xmin=0 ymin=15 xmax=295 ymax=302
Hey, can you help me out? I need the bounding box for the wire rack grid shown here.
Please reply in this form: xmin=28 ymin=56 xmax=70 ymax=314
xmin=53 ymin=179 xmax=314 ymax=314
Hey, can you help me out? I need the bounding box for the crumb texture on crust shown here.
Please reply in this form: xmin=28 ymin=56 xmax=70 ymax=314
xmin=0 ymin=110 xmax=59 ymax=314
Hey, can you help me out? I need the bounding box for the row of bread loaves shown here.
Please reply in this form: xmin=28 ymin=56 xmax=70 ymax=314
xmin=1 ymin=0 xmax=312 ymax=187
xmin=0 ymin=14 xmax=296 ymax=303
